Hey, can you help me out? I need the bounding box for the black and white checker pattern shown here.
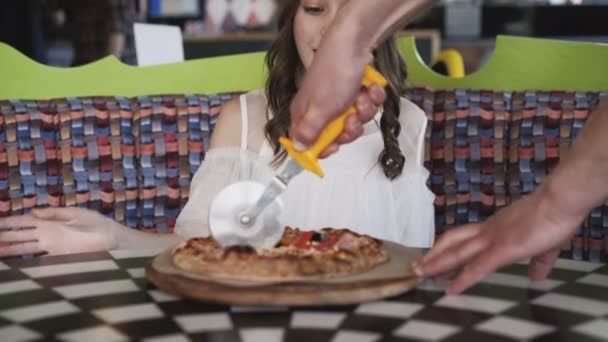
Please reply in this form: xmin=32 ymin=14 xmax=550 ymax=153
xmin=0 ymin=250 xmax=607 ymax=342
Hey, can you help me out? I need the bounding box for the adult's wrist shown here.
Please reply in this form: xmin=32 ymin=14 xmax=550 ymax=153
xmin=333 ymin=0 xmax=432 ymax=51
xmin=537 ymin=179 xmax=588 ymax=233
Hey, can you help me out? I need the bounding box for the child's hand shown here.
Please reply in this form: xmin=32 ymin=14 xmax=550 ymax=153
xmin=0 ymin=207 xmax=122 ymax=257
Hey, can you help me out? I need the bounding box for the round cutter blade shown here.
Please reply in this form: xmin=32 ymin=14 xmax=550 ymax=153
xmin=209 ymin=181 xmax=284 ymax=249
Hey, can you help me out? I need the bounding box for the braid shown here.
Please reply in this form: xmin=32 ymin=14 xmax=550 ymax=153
xmin=379 ymin=87 xmax=405 ymax=179
xmin=373 ymin=38 xmax=408 ymax=179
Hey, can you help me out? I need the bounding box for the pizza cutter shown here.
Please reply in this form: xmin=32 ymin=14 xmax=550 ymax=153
xmin=209 ymin=65 xmax=388 ymax=249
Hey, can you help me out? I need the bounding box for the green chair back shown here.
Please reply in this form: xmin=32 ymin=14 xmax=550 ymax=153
xmin=1 ymin=35 xmax=607 ymax=100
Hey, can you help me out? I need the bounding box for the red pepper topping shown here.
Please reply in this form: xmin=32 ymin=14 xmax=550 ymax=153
xmin=295 ymin=231 xmax=315 ymax=249
xmin=314 ymin=234 xmax=339 ymax=250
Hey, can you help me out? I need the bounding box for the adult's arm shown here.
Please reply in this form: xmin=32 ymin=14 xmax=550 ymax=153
xmin=290 ymin=0 xmax=432 ymax=152
xmin=415 ymin=99 xmax=608 ymax=294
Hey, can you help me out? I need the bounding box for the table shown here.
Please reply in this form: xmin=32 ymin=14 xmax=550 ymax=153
xmin=0 ymin=249 xmax=607 ymax=341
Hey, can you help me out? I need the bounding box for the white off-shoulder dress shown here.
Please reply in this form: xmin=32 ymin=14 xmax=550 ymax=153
xmin=175 ymin=90 xmax=435 ymax=247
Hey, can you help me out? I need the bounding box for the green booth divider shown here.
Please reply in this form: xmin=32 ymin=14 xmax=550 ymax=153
xmin=1 ymin=36 xmax=607 ymax=100
xmin=398 ymin=35 xmax=608 ymax=91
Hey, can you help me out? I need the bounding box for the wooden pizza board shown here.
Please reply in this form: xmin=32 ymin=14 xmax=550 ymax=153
xmin=146 ymin=241 xmax=422 ymax=306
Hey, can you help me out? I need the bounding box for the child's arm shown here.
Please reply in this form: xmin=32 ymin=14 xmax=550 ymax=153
xmin=208 ymin=98 xmax=243 ymax=149
xmin=173 ymin=98 xmax=243 ymax=238
xmin=173 ymin=95 xmax=273 ymax=238
xmin=0 ymin=207 xmax=184 ymax=256
xmin=112 ymin=222 xmax=184 ymax=249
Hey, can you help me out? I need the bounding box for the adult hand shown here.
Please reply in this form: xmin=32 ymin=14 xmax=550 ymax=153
xmin=289 ymin=31 xmax=385 ymax=158
xmin=288 ymin=0 xmax=433 ymax=157
xmin=412 ymin=186 xmax=585 ymax=294
xmin=0 ymin=207 xmax=122 ymax=257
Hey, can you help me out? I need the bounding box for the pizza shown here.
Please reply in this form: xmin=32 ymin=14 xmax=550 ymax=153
xmin=172 ymin=226 xmax=389 ymax=280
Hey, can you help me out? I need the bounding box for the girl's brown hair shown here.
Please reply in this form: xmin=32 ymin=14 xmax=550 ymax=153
xmin=264 ymin=1 xmax=407 ymax=179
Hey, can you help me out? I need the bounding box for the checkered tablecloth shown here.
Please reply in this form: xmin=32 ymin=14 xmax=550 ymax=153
xmin=0 ymin=249 xmax=607 ymax=342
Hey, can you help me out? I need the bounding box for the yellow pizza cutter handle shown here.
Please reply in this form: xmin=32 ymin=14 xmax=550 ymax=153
xmin=278 ymin=64 xmax=388 ymax=178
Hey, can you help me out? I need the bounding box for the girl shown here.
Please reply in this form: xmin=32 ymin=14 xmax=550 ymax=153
xmin=176 ymin=0 xmax=435 ymax=246
xmin=0 ymin=0 xmax=434 ymax=257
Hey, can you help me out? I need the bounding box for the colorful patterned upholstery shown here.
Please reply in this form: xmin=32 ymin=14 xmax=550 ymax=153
xmin=0 ymin=93 xmax=237 ymax=233
xmin=131 ymin=93 xmax=235 ymax=232
xmin=1 ymin=89 xmax=607 ymax=262
xmin=407 ymin=87 xmax=608 ymax=263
